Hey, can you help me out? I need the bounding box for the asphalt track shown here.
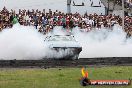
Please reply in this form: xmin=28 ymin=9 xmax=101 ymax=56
xmin=0 ymin=57 xmax=132 ymax=67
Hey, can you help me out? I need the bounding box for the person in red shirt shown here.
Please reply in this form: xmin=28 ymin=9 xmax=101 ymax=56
xmin=66 ymin=16 xmax=70 ymax=29
xmin=57 ymin=18 xmax=61 ymax=26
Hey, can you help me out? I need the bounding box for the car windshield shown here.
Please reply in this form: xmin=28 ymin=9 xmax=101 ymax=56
xmin=48 ymin=35 xmax=76 ymax=41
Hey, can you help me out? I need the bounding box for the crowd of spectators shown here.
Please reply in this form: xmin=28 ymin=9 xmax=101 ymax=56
xmin=116 ymin=0 xmax=132 ymax=9
xmin=125 ymin=0 xmax=132 ymax=8
xmin=0 ymin=7 xmax=132 ymax=35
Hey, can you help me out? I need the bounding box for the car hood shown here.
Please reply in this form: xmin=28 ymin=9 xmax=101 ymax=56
xmin=46 ymin=41 xmax=82 ymax=48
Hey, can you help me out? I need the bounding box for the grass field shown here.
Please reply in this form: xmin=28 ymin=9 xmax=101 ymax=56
xmin=0 ymin=66 xmax=132 ymax=88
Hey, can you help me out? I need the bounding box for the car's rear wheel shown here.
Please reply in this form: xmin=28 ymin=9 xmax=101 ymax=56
xmin=72 ymin=55 xmax=79 ymax=60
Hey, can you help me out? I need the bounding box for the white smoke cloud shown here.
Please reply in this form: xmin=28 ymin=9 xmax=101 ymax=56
xmin=0 ymin=24 xmax=132 ymax=60
xmin=0 ymin=24 xmax=49 ymax=60
xmin=46 ymin=48 xmax=74 ymax=59
xmin=0 ymin=24 xmax=78 ymax=60
xmin=72 ymin=24 xmax=132 ymax=58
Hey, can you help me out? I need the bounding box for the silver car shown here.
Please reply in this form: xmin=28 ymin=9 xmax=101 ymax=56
xmin=44 ymin=35 xmax=82 ymax=60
